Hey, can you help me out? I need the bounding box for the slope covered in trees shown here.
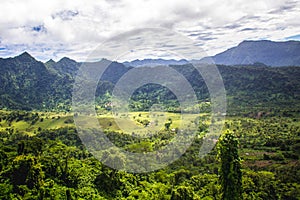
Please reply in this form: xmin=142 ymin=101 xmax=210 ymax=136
xmin=0 ymin=53 xmax=300 ymax=115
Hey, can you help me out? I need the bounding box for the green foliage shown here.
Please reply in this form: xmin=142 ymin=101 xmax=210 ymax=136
xmin=218 ymin=130 xmax=242 ymax=200
xmin=242 ymin=170 xmax=279 ymax=199
xmin=0 ymin=110 xmax=300 ymax=199
xmin=171 ymin=185 xmax=196 ymax=200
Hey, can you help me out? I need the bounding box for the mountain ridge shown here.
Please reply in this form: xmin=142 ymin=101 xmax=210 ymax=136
xmin=201 ymin=40 xmax=300 ymax=66
xmin=123 ymin=58 xmax=189 ymax=67
xmin=4 ymin=40 xmax=299 ymax=67
xmin=121 ymin=40 xmax=300 ymax=67
xmin=0 ymin=51 xmax=300 ymax=112
xmin=1 ymin=39 xmax=300 ymax=111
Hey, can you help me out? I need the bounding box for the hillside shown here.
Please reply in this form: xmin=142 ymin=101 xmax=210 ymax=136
xmin=0 ymin=53 xmax=300 ymax=114
xmin=0 ymin=52 xmax=73 ymax=110
xmin=201 ymin=40 xmax=300 ymax=66
xmin=0 ymin=54 xmax=129 ymax=110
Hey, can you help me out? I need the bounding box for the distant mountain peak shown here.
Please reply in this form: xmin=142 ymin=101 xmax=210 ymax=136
xmin=45 ymin=59 xmax=56 ymax=68
xmin=15 ymin=51 xmax=36 ymax=62
xmin=46 ymin=59 xmax=56 ymax=64
xmin=201 ymin=40 xmax=300 ymax=67
xmin=20 ymin=51 xmax=31 ymax=56
xmin=50 ymin=56 xmax=80 ymax=76
xmin=58 ymin=57 xmax=76 ymax=63
xmin=17 ymin=51 xmax=33 ymax=58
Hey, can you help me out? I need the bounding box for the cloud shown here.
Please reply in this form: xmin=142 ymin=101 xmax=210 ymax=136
xmin=0 ymin=0 xmax=299 ymax=61
xmin=52 ymin=10 xmax=79 ymax=21
xmin=268 ymin=0 xmax=298 ymax=14
xmin=240 ymin=28 xmax=259 ymax=32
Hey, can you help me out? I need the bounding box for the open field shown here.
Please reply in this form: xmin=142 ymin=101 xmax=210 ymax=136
xmin=97 ymin=111 xmax=210 ymax=134
xmin=0 ymin=110 xmax=212 ymax=136
xmin=0 ymin=111 xmax=74 ymax=135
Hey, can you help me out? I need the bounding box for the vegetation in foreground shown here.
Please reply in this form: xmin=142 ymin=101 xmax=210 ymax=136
xmin=0 ymin=110 xmax=299 ymax=199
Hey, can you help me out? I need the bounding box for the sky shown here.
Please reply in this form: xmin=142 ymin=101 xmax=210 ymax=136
xmin=0 ymin=0 xmax=299 ymax=62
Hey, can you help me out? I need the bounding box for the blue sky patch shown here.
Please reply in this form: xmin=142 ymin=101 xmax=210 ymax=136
xmin=285 ymin=34 xmax=300 ymax=40
xmin=32 ymin=25 xmax=46 ymax=33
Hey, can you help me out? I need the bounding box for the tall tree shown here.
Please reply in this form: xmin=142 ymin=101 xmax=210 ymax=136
xmin=218 ymin=130 xmax=242 ymax=200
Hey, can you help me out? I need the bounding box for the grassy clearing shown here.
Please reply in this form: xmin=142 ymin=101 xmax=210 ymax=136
xmin=0 ymin=112 xmax=74 ymax=135
xmin=97 ymin=111 xmax=210 ymax=134
xmin=0 ymin=110 xmax=212 ymax=136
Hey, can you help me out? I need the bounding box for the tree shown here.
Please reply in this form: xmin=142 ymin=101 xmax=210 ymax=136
xmin=10 ymin=155 xmax=44 ymax=193
xmin=217 ymin=130 xmax=242 ymax=200
xmin=164 ymin=118 xmax=172 ymax=130
xmin=171 ymin=185 xmax=195 ymax=200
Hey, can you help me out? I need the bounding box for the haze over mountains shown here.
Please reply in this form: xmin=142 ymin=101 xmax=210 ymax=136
xmin=123 ymin=40 xmax=300 ymax=67
xmin=202 ymin=40 xmax=300 ymax=67
xmin=0 ymin=40 xmax=300 ymax=111
xmin=123 ymin=58 xmax=189 ymax=67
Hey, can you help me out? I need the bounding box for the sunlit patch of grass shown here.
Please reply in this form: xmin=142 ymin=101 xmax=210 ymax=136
xmin=0 ymin=112 xmax=75 ymax=135
xmin=95 ymin=111 xmax=206 ymax=134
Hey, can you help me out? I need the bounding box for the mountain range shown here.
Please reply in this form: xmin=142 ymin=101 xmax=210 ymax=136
xmin=0 ymin=40 xmax=300 ymax=112
xmin=123 ymin=40 xmax=300 ymax=67
xmin=123 ymin=58 xmax=189 ymax=67
xmin=202 ymin=40 xmax=300 ymax=66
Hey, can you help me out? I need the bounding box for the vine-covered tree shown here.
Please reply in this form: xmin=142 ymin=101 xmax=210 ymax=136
xmin=218 ymin=130 xmax=242 ymax=200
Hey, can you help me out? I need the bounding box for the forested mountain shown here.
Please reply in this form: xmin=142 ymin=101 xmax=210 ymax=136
xmin=0 ymin=52 xmax=300 ymax=114
xmin=0 ymin=52 xmax=73 ymax=110
xmin=45 ymin=57 xmax=80 ymax=77
xmin=201 ymin=40 xmax=300 ymax=66
xmin=0 ymin=53 xmax=130 ymax=110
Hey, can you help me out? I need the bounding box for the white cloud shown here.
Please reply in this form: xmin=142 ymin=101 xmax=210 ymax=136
xmin=0 ymin=0 xmax=299 ymax=61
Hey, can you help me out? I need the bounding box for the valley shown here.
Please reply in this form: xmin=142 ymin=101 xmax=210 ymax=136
xmin=0 ymin=41 xmax=300 ymax=199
